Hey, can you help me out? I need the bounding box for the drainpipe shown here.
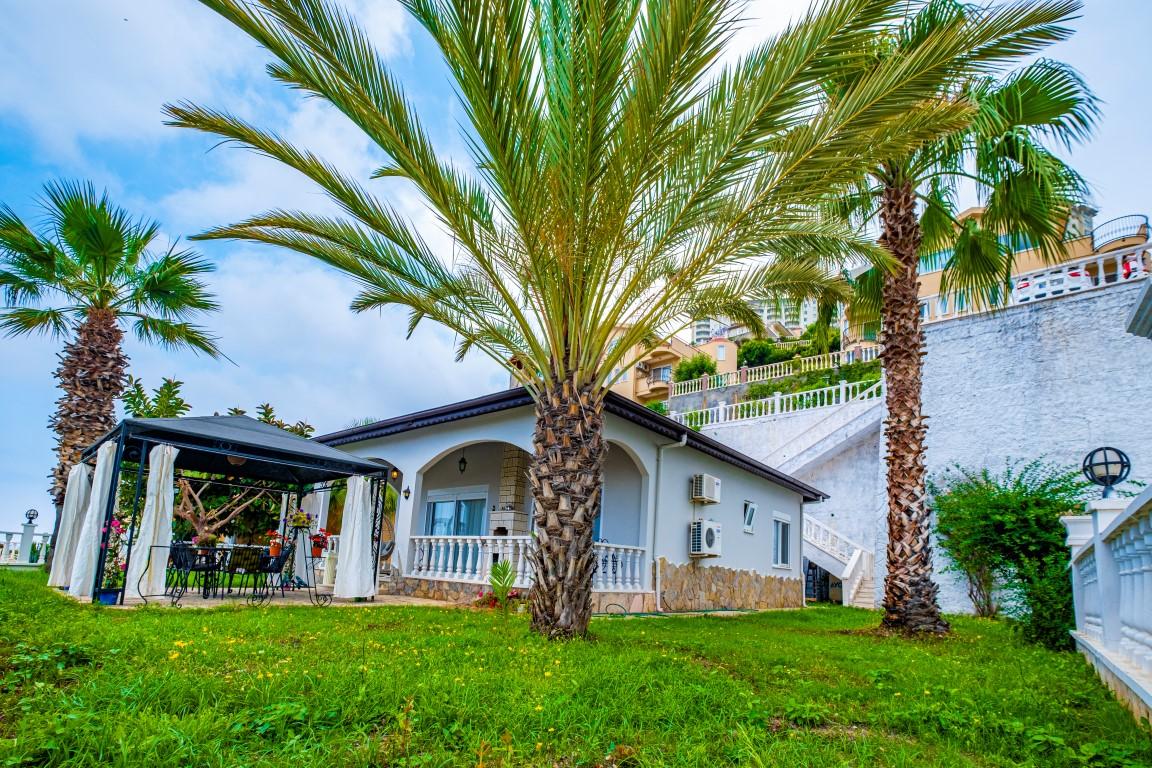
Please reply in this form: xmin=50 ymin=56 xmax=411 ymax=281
xmin=652 ymin=431 xmax=688 ymax=612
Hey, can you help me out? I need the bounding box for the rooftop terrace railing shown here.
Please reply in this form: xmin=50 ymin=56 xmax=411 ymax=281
xmin=1091 ymin=215 xmax=1150 ymax=253
xmin=920 ymin=241 xmax=1150 ymax=326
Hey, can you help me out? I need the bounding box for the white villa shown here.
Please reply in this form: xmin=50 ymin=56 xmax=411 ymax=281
xmin=317 ymin=388 xmax=825 ymax=612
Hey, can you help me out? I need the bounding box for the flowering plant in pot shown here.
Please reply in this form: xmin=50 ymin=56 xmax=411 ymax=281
xmin=267 ymin=530 xmax=284 ymax=557
xmin=309 ymin=529 xmax=330 ymax=558
xmin=287 ymin=509 xmax=312 ymax=529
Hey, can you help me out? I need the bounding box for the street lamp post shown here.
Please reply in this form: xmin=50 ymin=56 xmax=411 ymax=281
xmin=1081 ymin=447 xmax=1131 ymax=499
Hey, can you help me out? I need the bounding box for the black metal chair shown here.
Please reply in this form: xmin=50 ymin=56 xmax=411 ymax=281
xmin=224 ymin=545 xmax=265 ymax=595
xmin=247 ymin=541 xmax=296 ymax=606
xmin=169 ymin=543 xmax=228 ymax=605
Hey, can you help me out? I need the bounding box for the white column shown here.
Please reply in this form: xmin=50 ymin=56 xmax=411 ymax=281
xmin=1089 ymin=498 xmax=1127 ymax=651
xmin=17 ymin=523 xmax=35 ymax=563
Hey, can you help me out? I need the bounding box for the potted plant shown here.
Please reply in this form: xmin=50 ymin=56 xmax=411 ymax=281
xmin=310 ymin=529 xmax=329 ymax=558
xmin=267 ymin=530 xmax=284 ymax=557
xmin=193 ymin=533 xmax=220 ymax=553
xmin=287 ymin=508 xmax=312 ymax=529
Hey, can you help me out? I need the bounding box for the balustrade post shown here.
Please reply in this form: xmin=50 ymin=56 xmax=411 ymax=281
xmin=1089 ymin=499 xmax=1128 ymax=650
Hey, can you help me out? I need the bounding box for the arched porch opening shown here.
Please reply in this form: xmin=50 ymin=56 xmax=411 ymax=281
xmin=402 ymin=438 xmax=650 ymax=593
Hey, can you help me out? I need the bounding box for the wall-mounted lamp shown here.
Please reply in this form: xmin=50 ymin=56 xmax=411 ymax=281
xmin=226 ymin=454 xmax=247 ymax=467
xmin=389 ymin=467 xmax=400 ymax=481
xmin=458 ymin=449 xmax=468 ymax=474
xmin=403 ymin=486 xmax=411 ymax=500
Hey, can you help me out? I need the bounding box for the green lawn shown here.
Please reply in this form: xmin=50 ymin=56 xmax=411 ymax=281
xmin=1 ymin=571 xmax=1148 ymax=767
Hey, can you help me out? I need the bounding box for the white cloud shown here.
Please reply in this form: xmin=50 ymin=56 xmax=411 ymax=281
xmin=0 ymin=0 xmax=410 ymax=156
xmin=123 ymin=247 xmax=508 ymax=433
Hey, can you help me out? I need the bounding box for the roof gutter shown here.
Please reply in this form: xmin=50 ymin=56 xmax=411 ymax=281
xmin=651 ymin=431 xmax=688 ymax=613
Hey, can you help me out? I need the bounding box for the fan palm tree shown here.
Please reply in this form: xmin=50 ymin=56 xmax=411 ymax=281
xmin=0 ymin=181 xmax=221 ymax=527
xmin=168 ymin=0 xmax=1071 ymax=638
xmin=836 ymin=0 xmax=1097 ymax=634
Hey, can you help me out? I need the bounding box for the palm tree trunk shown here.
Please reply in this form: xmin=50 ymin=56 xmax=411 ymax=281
xmin=877 ymin=178 xmax=949 ymax=635
xmin=48 ymin=309 xmax=128 ymax=551
xmin=526 ymin=379 xmax=605 ymax=639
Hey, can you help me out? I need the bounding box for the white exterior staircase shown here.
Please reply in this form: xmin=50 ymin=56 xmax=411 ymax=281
xmin=802 ymin=516 xmax=875 ymax=609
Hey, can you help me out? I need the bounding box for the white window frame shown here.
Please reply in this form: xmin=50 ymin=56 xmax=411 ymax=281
xmin=716 ymin=344 xmax=727 ymax=361
xmin=742 ymin=500 xmax=757 ymax=534
xmin=772 ymin=514 xmax=792 ymax=568
xmin=425 ymin=485 xmax=488 ymax=536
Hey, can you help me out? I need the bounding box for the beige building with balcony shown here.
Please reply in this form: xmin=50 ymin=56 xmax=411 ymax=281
xmin=607 ymin=330 xmax=737 ymax=406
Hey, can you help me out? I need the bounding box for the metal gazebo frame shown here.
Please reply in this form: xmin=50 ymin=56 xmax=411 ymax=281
xmin=79 ymin=415 xmax=394 ymax=605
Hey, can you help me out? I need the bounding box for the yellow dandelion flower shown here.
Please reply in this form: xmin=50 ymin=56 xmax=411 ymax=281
xmin=168 ymin=651 xmax=180 ymax=660
xmin=544 ymin=671 xmax=552 ymax=678
xmin=534 ymin=705 xmax=543 ymax=712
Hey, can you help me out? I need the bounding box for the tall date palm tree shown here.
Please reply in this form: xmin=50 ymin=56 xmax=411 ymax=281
xmin=169 ymin=0 xmax=1069 ymax=638
xmin=836 ymin=0 xmax=1097 ymax=633
xmin=0 ymin=181 xmax=221 ymax=527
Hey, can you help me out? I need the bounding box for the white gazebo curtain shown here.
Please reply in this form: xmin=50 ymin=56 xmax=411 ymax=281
xmin=334 ymin=476 xmax=375 ymax=599
xmin=125 ymin=444 xmax=179 ymax=601
xmin=68 ymin=442 xmax=118 ymax=599
xmin=47 ymin=463 xmax=92 ymax=588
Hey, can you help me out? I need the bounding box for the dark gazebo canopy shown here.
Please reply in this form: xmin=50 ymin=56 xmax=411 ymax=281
xmin=82 ymin=415 xmax=389 ymax=486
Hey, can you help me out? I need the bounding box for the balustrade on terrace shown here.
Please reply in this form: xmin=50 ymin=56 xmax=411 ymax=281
xmin=1063 ymin=490 xmax=1152 ymax=722
xmin=408 ymin=535 xmax=647 ymax=592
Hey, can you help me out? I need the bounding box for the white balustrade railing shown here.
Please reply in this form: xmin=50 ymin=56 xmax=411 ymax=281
xmin=1065 ymin=490 xmax=1152 ymax=680
xmin=0 ymin=530 xmax=51 ymax=565
xmin=921 ymin=242 xmax=1150 ymax=325
xmin=1076 ymin=549 xmax=1102 ymax=641
xmin=802 ymin=516 xmax=862 ymax=565
xmin=318 ymin=534 xmax=340 ymax=587
xmin=592 ymin=543 xmax=647 ymax=592
xmin=670 ymin=346 xmax=879 ymax=398
xmin=802 ymin=516 xmax=873 ymax=607
xmin=670 ymin=379 xmax=882 ymax=428
xmin=408 ymin=535 xmax=647 ymax=592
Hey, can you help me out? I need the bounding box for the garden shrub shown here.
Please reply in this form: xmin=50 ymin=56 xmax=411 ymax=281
xmin=736 ymin=339 xmax=810 ymax=368
xmin=645 ymin=401 xmax=668 ymax=416
xmin=742 ymin=360 xmax=880 ymax=402
xmin=930 ymin=460 xmax=1090 ymax=649
xmin=673 ymin=354 xmax=717 ymax=382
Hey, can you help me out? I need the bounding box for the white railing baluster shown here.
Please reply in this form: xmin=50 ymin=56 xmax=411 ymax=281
xmin=406 ymin=536 xmax=647 ymax=593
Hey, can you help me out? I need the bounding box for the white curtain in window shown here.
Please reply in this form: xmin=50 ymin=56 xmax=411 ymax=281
xmin=68 ymin=442 xmax=118 ymax=599
xmin=334 ymin=476 xmax=375 ymax=599
xmin=125 ymin=444 xmax=179 ymax=601
xmin=47 ymin=463 xmax=92 ymax=588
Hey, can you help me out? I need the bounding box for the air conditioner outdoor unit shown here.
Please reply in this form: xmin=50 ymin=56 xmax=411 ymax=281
xmin=690 ymin=473 xmax=722 ymax=504
xmin=636 ymin=361 xmax=650 ymax=373
xmin=689 ymin=519 xmax=722 ymax=558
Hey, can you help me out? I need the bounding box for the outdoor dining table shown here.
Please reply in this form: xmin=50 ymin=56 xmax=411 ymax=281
xmin=136 ymin=543 xmax=271 ymax=606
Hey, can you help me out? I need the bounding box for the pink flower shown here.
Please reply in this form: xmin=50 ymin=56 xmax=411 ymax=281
xmin=118 ymin=562 xmax=127 ymax=571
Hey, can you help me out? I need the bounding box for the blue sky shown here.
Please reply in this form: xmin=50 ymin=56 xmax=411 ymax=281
xmin=1 ymin=0 xmax=1149 ymax=531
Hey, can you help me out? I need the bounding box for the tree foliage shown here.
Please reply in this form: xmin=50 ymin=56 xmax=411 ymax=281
xmin=121 ymin=377 xmax=193 ymax=419
xmin=672 ymin=353 xmax=717 ymax=383
xmin=226 ymin=403 xmax=315 ymax=438
xmin=930 ymin=460 xmax=1091 ymax=647
xmin=737 ymin=339 xmax=809 ymax=369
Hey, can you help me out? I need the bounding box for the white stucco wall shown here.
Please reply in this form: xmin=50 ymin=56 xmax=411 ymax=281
xmin=333 ymin=403 xmax=806 ymax=590
xmin=695 ymin=281 xmax=1152 ymax=613
xmin=917 ymin=280 xmax=1152 ymax=611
